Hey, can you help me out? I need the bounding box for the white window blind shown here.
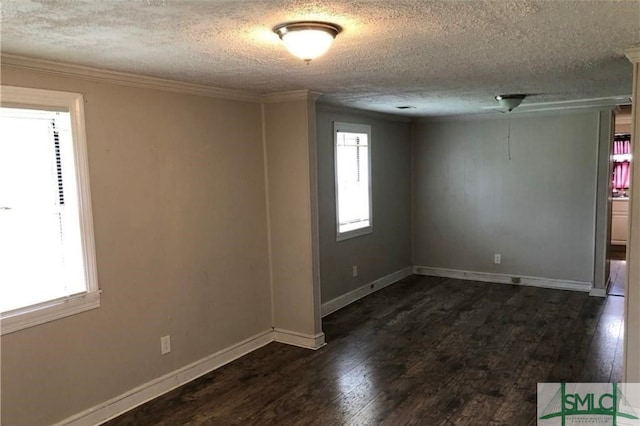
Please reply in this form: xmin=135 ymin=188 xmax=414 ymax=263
xmin=334 ymin=122 xmax=372 ymax=240
xmin=0 ymin=108 xmax=86 ymax=312
xmin=0 ymin=86 xmax=99 ymax=335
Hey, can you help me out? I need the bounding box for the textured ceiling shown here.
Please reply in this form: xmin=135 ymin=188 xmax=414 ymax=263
xmin=1 ymin=0 xmax=639 ymax=116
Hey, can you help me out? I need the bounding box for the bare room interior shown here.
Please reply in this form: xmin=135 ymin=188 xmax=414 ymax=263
xmin=1 ymin=1 xmax=640 ymax=425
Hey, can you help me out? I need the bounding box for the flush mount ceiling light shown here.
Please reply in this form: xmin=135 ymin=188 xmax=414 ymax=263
xmin=495 ymin=94 xmax=527 ymax=112
xmin=273 ymin=21 xmax=342 ymax=63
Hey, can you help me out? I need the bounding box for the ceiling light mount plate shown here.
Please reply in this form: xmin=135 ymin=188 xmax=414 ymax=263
xmin=495 ymin=94 xmax=527 ymax=112
xmin=273 ymin=21 xmax=342 ymax=63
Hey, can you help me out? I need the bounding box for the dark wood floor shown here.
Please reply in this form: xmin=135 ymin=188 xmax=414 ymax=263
xmin=609 ymin=260 xmax=626 ymax=297
xmin=106 ymin=275 xmax=624 ymax=425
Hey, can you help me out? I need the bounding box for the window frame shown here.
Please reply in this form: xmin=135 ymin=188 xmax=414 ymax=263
xmin=334 ymin=121 xmax=373 ymax=242
xmin=0 ymin=85 xmax=100 ymax=335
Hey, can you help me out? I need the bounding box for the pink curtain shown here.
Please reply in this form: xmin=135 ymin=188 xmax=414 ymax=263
xmin=612 ymin=135 xmax=632 ymax=191
xmin=613 ymin=161 xmax=630 ymax=190
xmin=614 ymin=139 xmax=631 ymax=155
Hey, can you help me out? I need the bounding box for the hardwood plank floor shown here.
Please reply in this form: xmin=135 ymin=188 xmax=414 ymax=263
xmin=609 ymin=259 xmax=626 ymax=296
xmin=106 ymin=275 xmax=623 ymax=425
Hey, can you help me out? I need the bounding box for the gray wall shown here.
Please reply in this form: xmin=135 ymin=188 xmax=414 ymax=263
xmin=412 ymin=111 xmax=606 ymax=284
xmin=317 ymin=105 xmax=412 ymax=304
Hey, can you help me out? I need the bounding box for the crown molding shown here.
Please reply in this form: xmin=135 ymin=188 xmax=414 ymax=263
xmin=415 ymin=95 xmax=631 ymax=123
xmin=0 ymin=54 xmax=262 ymax=102
xmin=416 ymin=96 xmax=629 ymax=123
xmin=261 ymin=90 xmax=321 ymax=103
xmin=487 ymin=96 xmax=629 ymax=113
xmin=625 ymin=46 xmax=640 ymax=63
xmin=0 ymin=55 xmax=324 ymax=105
xmin=316 ymin=102 xmax=412 ymax=123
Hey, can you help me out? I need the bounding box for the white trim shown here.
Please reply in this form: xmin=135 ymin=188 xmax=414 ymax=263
xmin=0 ymin=86 xmax=100 ymax=334
xmin=273 ymin=329 xmax=326 ymax=350
xmin=261 ymin=90 xmax=321 ymax=103
xmin=336 ymin=226 xmax=372 ymax=242
xmin=55 ymin=330 xmax=274 ymax=426
xmin=1 ymin=291 xmax=100 ymax=335
xmin=69 ymin=90 xmax=100 ymax=302
xmin=1 ymin=85 xmax=83 ymax=109
xmin=479 ymin=97 xmax=630 ymax=114
xmin=413 ymin=266 xmax=592 ymax=293
xmin=1 ymin=54 xmax=260 ymax=102
xmin=1 ymin=55 xmax=326 ymax=105
xmin=53 ymin=326 xmax=328 ymax=425
xmin=417 ymin=99 xmax=627 ymax=123
xmin=321 ymin=267 xmax=413 ymax=317
xmin=0 ymin=56 xmax=331 ymax=106
xmin=334 ymin=121 xmax=373 ymax=242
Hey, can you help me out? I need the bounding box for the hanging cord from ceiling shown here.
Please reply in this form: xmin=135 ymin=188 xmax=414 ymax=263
xmin=507 ymin=114 xmax=512 ymax=161
xmin=494 ymin=94 xmax=525 ymax=161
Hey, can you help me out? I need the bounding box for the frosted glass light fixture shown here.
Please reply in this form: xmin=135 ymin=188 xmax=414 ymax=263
xmin=495 ymin=94 xmax=526 ymax=112
xmin=273 ymin=21 xmax=342 ymax=63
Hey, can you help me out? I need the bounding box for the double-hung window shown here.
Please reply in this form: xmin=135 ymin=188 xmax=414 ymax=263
xmin=334 ymin=122 xmax=372 ymax=241
xmin=0 ymin=86 xmax=99 ymax=335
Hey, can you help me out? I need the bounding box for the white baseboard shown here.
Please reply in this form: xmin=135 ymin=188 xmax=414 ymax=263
xmin=273 ymin=328 xmax=326 ymax=350
xmin=57 ymin=325 xmax=328 ymax=425
xmin=594 ymin=274 xmax=613 ymax=298
xmin=321 ymin=266 xmax=413 ymax=317
xmin=413 ymin=266 xmax=592 ymax=293
xmin=56 ymin=330 xmax=274 ymax=426
xmin=45 ymin=262 xmax=597 ymax=426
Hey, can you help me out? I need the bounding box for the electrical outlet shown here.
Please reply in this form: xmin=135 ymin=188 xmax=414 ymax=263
xmin=494 ymin=254 xmax=501 ymax=264
xmin=352 ymin=265 xmax=358 ymax=277
xmin=160 ymin=335 xmax=171 ymax=355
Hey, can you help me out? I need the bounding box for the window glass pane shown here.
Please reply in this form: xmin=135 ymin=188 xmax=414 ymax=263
xmin=335 ymin=126 xmax=371 ymax=237
xmin=0 ymin=108 xmax=86 ymax=313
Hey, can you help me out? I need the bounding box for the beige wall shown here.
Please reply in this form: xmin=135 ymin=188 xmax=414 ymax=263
xmin=412 ymin=111 xmax=605 ymax=285
xmin=615 ymin=109 xmax=632 ymax=134
xmin=264 ymin=98 xmax=323 ymax=337
xmin=0 ymin=67 xmax=272 ymax=425
xmin=617 ymin=122 xmax=632 ymax=134
xmin=624 ymin=52 xmax=639 ymax=381
xmin=316 ymin=106 xmax=412 ymax=303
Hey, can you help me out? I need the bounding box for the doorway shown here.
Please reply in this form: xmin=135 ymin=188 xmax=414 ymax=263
xmin=609 ymin=247 xmax=626 ymax=296
xmin=608 ymin=105 xmax=632 ymax=297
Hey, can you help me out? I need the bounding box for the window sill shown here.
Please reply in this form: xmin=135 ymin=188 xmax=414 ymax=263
xmin=1 ymin=291 xmax=100 ymax=335
xmin=337 ymin=226 xmax=373 ymax=242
